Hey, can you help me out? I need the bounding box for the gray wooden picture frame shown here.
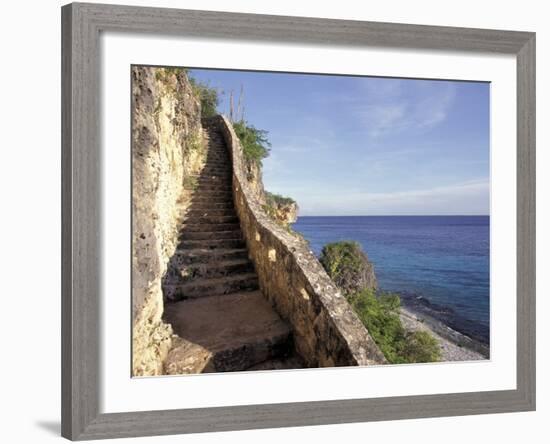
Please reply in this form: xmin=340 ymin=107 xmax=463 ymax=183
xmin=61 ymin=2 xmax=536 ymax=440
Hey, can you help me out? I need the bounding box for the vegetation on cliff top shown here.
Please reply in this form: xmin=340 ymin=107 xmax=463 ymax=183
xmin=265 ymin=192 xmax=296 ymax=207
xmin=182 ymin=71 xmax=299 ymax=228
xmin=261 ymin=192 xmax=298 ymax=228
xmin=153 ymin=67 xmax=220 ymax=119
xmin=319 ymin=241 xmax=377 ymax=293
xmin=189 ymin=78 xmax=220 ymax=118
xmin=319 ymin=241 xmax=440 ymax=364
xmin=187 ymin=77 xmax=272 ymax=168
xmin=232 ymin=120 xmax=271 ymax=167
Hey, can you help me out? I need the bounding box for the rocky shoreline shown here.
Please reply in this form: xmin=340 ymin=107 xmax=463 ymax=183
xmin=399 ymin=306 xmax=489 ymax=362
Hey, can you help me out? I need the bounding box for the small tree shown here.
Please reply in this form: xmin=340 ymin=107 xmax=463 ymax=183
xmin=189 ymin=78 xmax=220 ymax=118
xmin=402 ymin=331 xmax=441 ymax=363
xmin=233 ymin=120 xmax=271 ymax=167
xmin=319 ymin=241 xmax=377 ymax=294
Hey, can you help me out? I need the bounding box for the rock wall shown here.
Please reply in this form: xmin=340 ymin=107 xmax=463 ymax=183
xmin=132 ymin=67 xmax=204 ymax=376
xmin=218 ymin=116 xmax=386 ymax=367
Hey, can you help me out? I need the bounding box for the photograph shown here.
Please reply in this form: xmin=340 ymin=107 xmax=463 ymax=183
xmin=131 ymin=65 xmax=490 ymax=377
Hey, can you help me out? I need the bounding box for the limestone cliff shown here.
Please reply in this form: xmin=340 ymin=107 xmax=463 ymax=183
xmin=244 ymin=163 xmax=298 ymax=227
xmin=132 ymin=66 xmax=205 ymax=376
xmin=264 ymin=192 xmax=298 ymax=225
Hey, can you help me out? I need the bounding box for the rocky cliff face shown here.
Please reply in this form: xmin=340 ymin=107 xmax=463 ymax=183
xmin=264 ymin=192 xmax=298 ymax=226
xmin=132 ymin=66 xmax=204 ymax=376
xmin=245 ymin=165 xmax=298 ymax=227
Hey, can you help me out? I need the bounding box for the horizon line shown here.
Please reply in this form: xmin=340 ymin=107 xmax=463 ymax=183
xmin=297 ymin=214 xmax=490 ymax=217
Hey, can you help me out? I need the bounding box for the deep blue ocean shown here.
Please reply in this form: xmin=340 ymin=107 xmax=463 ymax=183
xmin=292 ymin=216 xmax=490 ymax=345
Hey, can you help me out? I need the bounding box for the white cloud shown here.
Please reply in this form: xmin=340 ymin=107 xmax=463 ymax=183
xmin=362 ymin=78 xmax=403 ymax=99
xmin=357 ymin=82 xmax=456 ymax=138
xmin=297 ymin=179 xmax=489 ymax=216
xmin=360 ymin=103 xmax=408 ymax=137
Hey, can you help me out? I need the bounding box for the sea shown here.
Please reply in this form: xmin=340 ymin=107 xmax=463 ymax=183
xmin=292 ymin=216 xmax=490 ymax=345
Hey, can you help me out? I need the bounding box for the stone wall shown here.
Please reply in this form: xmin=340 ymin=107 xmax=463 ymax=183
xmin=132 ymin=67 xmax=204 ymax=376
xmin=218 ymin=116 xmax=386 ymax=367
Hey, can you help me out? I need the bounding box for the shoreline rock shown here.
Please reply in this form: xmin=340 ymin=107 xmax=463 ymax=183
xmin=400 ymin=306 xmax=487 ymax=362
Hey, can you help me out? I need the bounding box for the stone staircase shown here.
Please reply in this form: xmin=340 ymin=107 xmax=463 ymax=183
xmin=162 ymin=120 xmax=303 ymax=374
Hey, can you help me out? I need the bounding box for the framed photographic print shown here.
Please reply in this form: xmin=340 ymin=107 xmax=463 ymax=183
xmin=61 ymin=2 xmax=536 ymax=440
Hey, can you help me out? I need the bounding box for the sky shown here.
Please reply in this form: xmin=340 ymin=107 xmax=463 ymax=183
xmin=189 ymin=69 xmax=490 ymax=216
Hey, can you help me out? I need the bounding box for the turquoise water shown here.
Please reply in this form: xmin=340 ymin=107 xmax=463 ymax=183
xmin=292 ymin=216 xmax=490 ymax=344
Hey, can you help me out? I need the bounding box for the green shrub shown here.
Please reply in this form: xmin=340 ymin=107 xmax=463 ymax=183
xmin=319 ymin=241 xmax=377 ymax=294
xmin=348 ymin=289 xmax=408 ymax=363
xmin=185 ymin=131 xmax=203 ymax=153
xmin=402 ymin=330 xmax=441 ymax=363
xmin=182 ymin=175 xmax=198 ymax=191
xmin=232 ymin=120 xmax=271 ymax=167
xmin=347 ymin=289 xmax=440 ymax=364
xmin=265 ymin=191 xmax=296 ymax=207
xmin=188 ymin=78 xmax=220 ymax=118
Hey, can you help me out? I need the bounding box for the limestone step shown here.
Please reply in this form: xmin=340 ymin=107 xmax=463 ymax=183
xmin=186 ymin=208 xmax=237 ymax=218
xmin=189 ymin=202 xmax=235 ymax=210
xmin=190 ymin=172 xmax=231 ymax=178
xmin=173 ymin=247 xmax=248 ymax=264
xmin=202 ymin=162 xmax=230 ymax=168
xmin=195 ymin=177 xmax=231 ymax=184
xmin=205 ymin=154 xmax=227 ymax=159
xmin=192 ymin=186 xmax=232 ymax=193
xmin=205 ymin=158 xmax=227 ymax=163
xmin=196 ymin=172 xmax=231 ymax=179
xmin=182 ymin=214 xmax=238 ymax=225
xmin=188 ymin=201 xmax=234 ymax=210
xmin=191 ymin=187 xmax=232 ymax=194
xmin=203 ymin=158 xmax=229 ymax=163
xmin=194 ymin=184 xmax=232 ymax=192
xmin=201 ymin=164 xmax=230 ymax=171
xmin=166 ymin=258 xmax=255 ymax=282
xmin=190 ymin=196 xmax=234 ymax=205
xmin=200 ymin=168 xmax=230 ymax=175
xmin=179 ymin=229 xmax=242 ymax=241
xmin=177 ymin=238 xmax=246 ymax=250
xmin=196 ymin=175 xmax=232 ymax=183
xmin=193 ymin=174 xmax=232 ymax=182
xmin=163 ymin=272 xmax=259 ymax=301
xmin=181 ymin=222 xmax=241 ymax=233
xmin=192 ymin=188 xmax=232 ymax=196
xmin=163 ymin=291 xmax=292 ymax=373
